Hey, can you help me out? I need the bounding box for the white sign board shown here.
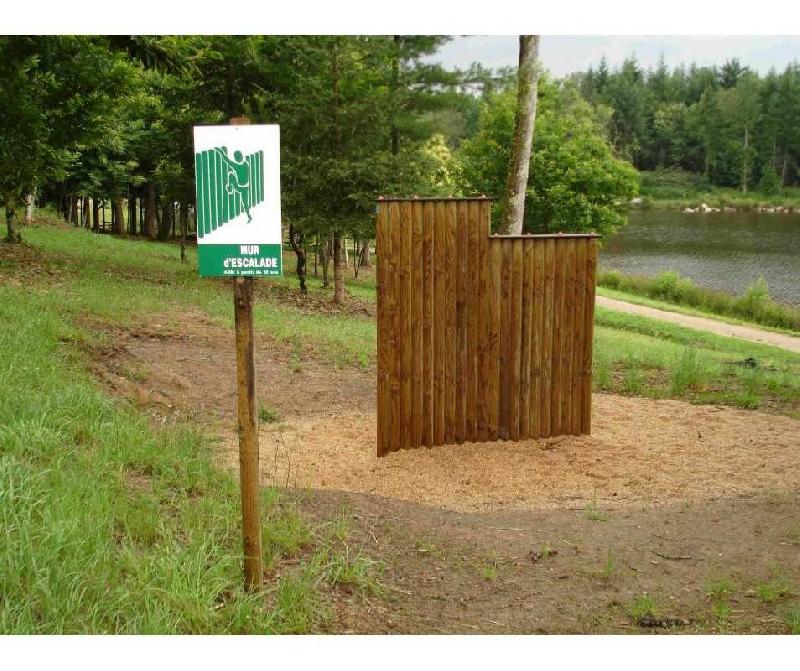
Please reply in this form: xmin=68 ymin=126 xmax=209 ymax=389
xmin=193 ymin=124 xmax=282 ymax=277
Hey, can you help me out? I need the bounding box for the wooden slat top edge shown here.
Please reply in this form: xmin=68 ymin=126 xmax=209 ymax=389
xmin=488 ymin=233 xmax=602 ymax=239
xmin=377 ymin=196 xmax=494 ymax=202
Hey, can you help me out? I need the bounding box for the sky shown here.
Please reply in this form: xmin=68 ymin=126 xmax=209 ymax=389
xmin=428 ymin=36 xmax=800 ymax=76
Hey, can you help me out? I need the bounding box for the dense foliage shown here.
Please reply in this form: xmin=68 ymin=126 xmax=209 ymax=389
xmin=457 ymin=78 xmax=639 ymax=235
xmin=1 ymin=35 xmax=641 ymax=251
xmin=577 ymin=56 xmax=800 ymax=191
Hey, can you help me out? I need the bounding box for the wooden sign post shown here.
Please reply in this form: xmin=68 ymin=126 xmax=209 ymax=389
xmin=193 ymin=117 xmax=283 ymax=590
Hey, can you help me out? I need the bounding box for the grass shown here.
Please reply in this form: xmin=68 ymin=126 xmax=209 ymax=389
xmin=705 ymin=577 xmax=736 ymax=602
xmin=634 ymin=169 xmax=800 ymax=211
xmin=594 ymin=308 xmax=800 ymax=415
xmin=0 ymin=219 xmax=381 ymax=633
xmin=584 ymin=497 xmax=609 ymax=522
xmin=755 ymin=569 xmax=795 ymax=604
xmin=629 ymin=594 xmax=656 ymax=621
xmin=786 ymin=605 xmax=800 ymax=634
xmin=598 ymin=270 xmax=800 ymax=333
xmin=258 ymin=403 xmax=282 ymax=424
xmin=599 ymin=549 xmax=616 ymax=580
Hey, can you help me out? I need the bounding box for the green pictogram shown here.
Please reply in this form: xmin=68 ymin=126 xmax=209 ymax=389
xmin=194 ymin=146 xmax=265 ymax=238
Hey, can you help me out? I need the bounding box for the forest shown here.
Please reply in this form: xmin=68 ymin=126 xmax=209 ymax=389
xmin=578 ymin=55 xmax=800 ymax=193
xmin=2 ymin=36 xmax=799 ymax=274
xmin=0 ymin=35 xmax=637 ymax=254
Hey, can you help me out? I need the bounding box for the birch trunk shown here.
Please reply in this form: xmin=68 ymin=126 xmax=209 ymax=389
xmin=24 ymin=193 xmax=34 ymax=226
xmin=498 ymin=35 xmax=540 ymax=235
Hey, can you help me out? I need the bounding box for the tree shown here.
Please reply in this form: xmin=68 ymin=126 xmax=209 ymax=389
xmin=458 ymin=77 xmax=638 ymax=237
xmin=498 ymin=35 xmax=541 ymax=235
xmin=0 ymin=37 xmax=132 ymax=242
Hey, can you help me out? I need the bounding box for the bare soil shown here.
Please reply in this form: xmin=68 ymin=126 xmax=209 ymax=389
xmin=90 ymin=310 xmax=800 ymax=633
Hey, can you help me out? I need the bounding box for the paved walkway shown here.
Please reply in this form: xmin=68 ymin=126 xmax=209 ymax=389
xmin=596 ymin=295 xmax=800 ymax=354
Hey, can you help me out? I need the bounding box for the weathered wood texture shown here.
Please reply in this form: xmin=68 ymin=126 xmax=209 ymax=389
xmin=376 ymin=198 xmax=599 ymax=456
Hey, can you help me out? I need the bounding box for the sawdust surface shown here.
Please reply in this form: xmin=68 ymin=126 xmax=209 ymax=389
xmin=248 ymin=395 xmax=800 ymax=512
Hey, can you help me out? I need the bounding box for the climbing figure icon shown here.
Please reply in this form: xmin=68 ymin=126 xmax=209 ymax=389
xmin=215 ymin=147 xmax=253 ymax=223
xmin=194 ymin=144 xmax=265 ymax=238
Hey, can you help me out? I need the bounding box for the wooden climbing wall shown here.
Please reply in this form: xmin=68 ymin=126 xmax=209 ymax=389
xmin=375 ymin=197 xmax=599 ymax=456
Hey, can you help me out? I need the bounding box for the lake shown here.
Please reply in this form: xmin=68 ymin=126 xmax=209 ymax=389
xmin=600 ymin=210 xmax=800 ymax=306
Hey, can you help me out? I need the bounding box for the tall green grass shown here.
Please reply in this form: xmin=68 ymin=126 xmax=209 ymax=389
xmin=0 ymin=285 xmax=383 ymax=632
xmin=599 ymin=269 xmax=800 ymax=332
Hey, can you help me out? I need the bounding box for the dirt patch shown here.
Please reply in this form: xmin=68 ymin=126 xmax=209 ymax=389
xmin=89 ymin=309 xmax=374 ymax=428
xmin=91 ymin=312 xmax=800 ymax=512
xmin=302 ymin=488 xmax=800 ymax=633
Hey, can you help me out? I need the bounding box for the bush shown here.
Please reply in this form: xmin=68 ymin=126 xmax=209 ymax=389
xmin=758 ymin=168 xmax=782 ymax=196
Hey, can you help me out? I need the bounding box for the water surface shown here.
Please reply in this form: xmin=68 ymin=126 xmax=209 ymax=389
xmin=600 ymin=210 xmax=800 ymax=306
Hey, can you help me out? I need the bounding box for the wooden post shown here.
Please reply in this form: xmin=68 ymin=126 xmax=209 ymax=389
xmin=229 ymin=115 xmax=263 ymax=590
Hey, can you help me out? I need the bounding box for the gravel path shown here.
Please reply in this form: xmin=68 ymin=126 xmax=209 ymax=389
xmin=596 ymin=295 xmax=800 ymax=354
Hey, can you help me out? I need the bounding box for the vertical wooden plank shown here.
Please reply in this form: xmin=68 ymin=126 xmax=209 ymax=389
xmin=399 ymin=202 xmax=413 ymax=449
xmin=582 ymin=239 xmax=598 ymax=434
xmin=519 ymin=240 xmax=534 ymax=440
xmin=433 ymin=201 xmax=447 ymax=446
xmin=455 ymin=201 xmax=468 ymax=443
xmin=387 ymin=201 xmax=402 ymax=452
xmin=530 ymin=240 xmax=545 ymax=438
xmin=465 ymin=201 xmax=480 ymax=441
xmin=540 ymin=239 xmax=555 ymax=437
xmin=443 ymin=201 xmax=458 ymax=444
xmin=422 ymin=202 xmax=435 ymax=446
xmin=476 ymin=204 xmax=492 ymax=441
xmin=411 ymin=201 xmax=424 ymax=447
xmin=508 ymin=239 xmax=524 ymax=441
xmin=559 ymin=239 xmax=576 ymax=433
xmin=487 ymin=237 xmax=503 ymax=440
xmin=375 ymin=201 xmax=389 ymax=456
xmin=550 ymin=239 xmax=566 ymax=435
xmin=571 ymin=239 xmax=587 ymax=434
xmin=497 ymin=240 xmax=511 ymax=439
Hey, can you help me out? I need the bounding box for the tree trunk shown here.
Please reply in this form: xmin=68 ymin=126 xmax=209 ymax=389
xmin=82 ymin=196 xmax=90 ymax=228
xmin=24 ymin=193 xmax=34 ymax=226
xmin=332 ymin=231 xmax=344 ymax=304
xmin=4 ymin=192 xmax=21 ymax=243
xmin=129 ymin=192 xmax=137 ymax=235
xmin=112 ymin=197 xmax=126 ymax=234
xmin=359 ymin=239 xmax=371 ymax=267
xmin=92 ymin=198 xmax=100 ymax=232
xmin=158 ymin=201 xmax=172 ymax=241
xmin=145 ymin=183 xmax=157 ymax=239
xmin=289 ymin=222 xmax=307 ymax=293
xmin=69 ymin=195 xmax=79 ymax=226
xmin=499 ymin=35 xmax=541 ymax=235
xmin=180 ymin=202 xmax=188 ymax=263
xmin=323 ymin=235 xmax=333 ymax=288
